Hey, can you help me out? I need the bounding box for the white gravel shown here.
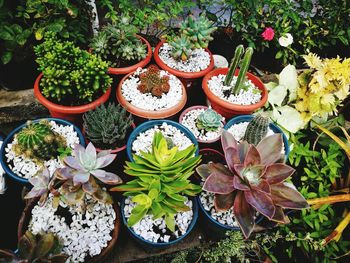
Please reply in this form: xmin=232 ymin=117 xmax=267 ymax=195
xmin=208 ymin=74 xmax=262 ymax=105
xmin=4 ymin=121 xmax=80 ymax=179
xmin=132 ymin=122 xmax=193 ymax=156
xmin=158 ymin=43 xmax=211 ymax=72
xmin=121 ymin=67 xmax=183 ymax=111
xmin=124 ymin=196 xmax=193 ymax=243
xmin=181 ymin=108 xmax=225 ymax=142
xmin=29 ymin=194 xmax=116 ymax=262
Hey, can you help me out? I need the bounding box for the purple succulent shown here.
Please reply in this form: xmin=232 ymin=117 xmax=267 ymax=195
xmin=197 ymin=130 xmax=309 ymax=238
xmin=24 ymin=167 xmax=50 ymax=205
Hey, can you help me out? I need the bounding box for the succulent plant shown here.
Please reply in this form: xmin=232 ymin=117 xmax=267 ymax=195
xmin=242 ymin=114 xmax=270 ymax=145
xmin=169 ymin=36 xmax=193 ymax=61
xmin=223 ymin=45 xmax=254 ymax=95
xmin=35 ymin=33 xmax=112 ymax=103
xmin=25 ymin=167 xmax=51 ymax=205
xmin=83 ymin=103 xmax=133 ymax=150
xmin=13 ymin=120 xmax=67 ymax=162
xmin=196 ymin=108 xmax=223 ymax=132
xmin=90 ymin=18 xmax=147 ymax=67
xmin=180 ymin=14 xmax=217 ymax=49
xmin=111 ymin=132 xmax=201 ymax=231
xmin=196 ymin=130 xmax=309 ymax=238
xmin=137 ymin=65 xmax=171 ymax=97
xmin=0 ymin=230 xmax=68 ymax=263
xmin=54 ymin=143 xmax=122 ymax=205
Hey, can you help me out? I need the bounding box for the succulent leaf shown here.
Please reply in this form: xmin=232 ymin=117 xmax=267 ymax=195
xmin=196 ymin=108 xmax=223 ymax=132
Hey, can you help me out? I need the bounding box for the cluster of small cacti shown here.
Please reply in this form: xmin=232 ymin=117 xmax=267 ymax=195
xmin=243 ymin=114 xmax=270 ymax=145
xmin=137 ymin=65 xmax=171 ymax=97
xmin=224 ymin=45 xmax=254 ymax=95
xmin=90 ymin=17 xmax=147 ymax=67
xmin=83 ymin=103 xmax=133 ymax=149
xmin=35 ymin=33 xmax=112 ymax=103
xmin=180 ymin=14 xmax=217 ymax=49
xmin=196 ymin=108 xmax=222 ymax=132
xmin=0 ymin=230 xmax=68 ymax=262
xmin=169 ymin=36 xmax=192 ymax=61
xmin=13 ymin=120 xmax=67 ymax=162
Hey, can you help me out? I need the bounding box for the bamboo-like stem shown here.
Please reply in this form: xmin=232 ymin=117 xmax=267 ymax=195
xmin=324 ymin=211 xmax=350 ymax=245
xmin=307 ymin=194 xmax=350 ymax=206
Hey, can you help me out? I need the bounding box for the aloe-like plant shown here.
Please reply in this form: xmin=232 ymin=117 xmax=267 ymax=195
xmin=111 ymin=132 xmax=201 ymax=231
xmin=196 ymin=130 xmax=309 ymax=238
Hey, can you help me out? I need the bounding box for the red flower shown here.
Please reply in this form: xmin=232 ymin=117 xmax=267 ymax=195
xmin=262 ymin=27 xmax=275 ymax=41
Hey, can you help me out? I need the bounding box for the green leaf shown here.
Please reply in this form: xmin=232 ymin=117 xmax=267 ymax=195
xmin=1 ymin=51 xmax=12 ymax=64
xmin=0 ymin=31 xmax=13 ymax=41
xmin=127 ymin=207 xmax=147 ymax=227
xmin=132 ymin=193 xmax=152 ymax=208
xmin=148 ymin=188 xmax=159 ymax=200
xmin=275 ymin=51 xmax=283 ymax=59
xmin=165 ymin=214 xmax=175 ymax=232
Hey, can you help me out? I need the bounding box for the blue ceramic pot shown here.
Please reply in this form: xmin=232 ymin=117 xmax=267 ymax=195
xmin=0 ymin=118 xmax=85 ymax=185
xmin=120 ymin=197 xmax=198 ymax=249
xmin=126 ymin=119 xmax=199 ymax=161
xmin=224 ymin=115 xmax=290 ymax=158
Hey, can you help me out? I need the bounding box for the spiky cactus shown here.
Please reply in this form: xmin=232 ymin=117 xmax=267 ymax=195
xmin=137 ymin=65 xmax=170 ymax=97
xmin=180 ymin=14 xmax=217 ymax=49
xmin=169 ymin=36 xmax=192 ymax=61
xmin=224 ymin=45 xmax=244 ymax=86
xmin=196 ymin=108 xmax=222 ymax=132
xmin=242 ymin=114 xmax=270 ymax=145
xmin=232 ymin=46 xmax=253 ymax=95
xmin=13 ymin=120 xmax=67 ymax=162
xmin=83 ymin=103 xmax=133 ymax=150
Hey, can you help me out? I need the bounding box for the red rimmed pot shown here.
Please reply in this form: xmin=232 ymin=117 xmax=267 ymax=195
xmin=107 ymin=35 xmax=152 ymax=75
xmin=34 ymin=73 xmax=111 ymax=125
xmin=116 ymin=70 xmax=187 ymax=122
xmin=202 ymin=68 xmax=268 ymax=119
xmin=18 ymin=198 xmax=121 ymax=263
xmin=83 ymin=122 xmax=136 ymax=154
xmin=153 ymin=41 xmax=215 ymax=88
xmin=179 ymin=105 xmax=225 ymax=149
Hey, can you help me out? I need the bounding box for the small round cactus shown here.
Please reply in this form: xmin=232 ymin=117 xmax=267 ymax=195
xmin=137 ymin=65 xmax=170 ymax=98
xmin=243 ymin=114 xmax=270 ymax=145
xmin=14 ymin=120 xmax=67 ymax=162
xmin=196 ymin=108 xmax=223 ymax=132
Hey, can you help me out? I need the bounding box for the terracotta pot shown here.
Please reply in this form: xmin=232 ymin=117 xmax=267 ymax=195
xmin=107 ymin=35 xmax=152 ymax=75
xmin=179 ymin=105 xmax=225 ymax=144
xmin=34 ymin=73 xmax=111 ymax=125
xmin=18 ymin=198 xmax=121 ymax=263
xmin=83 ymin=122 xmax=136 ymax=153
xmin=153 ymin=41 xmax=214 ymax=87
xmin=116 ymin=70 xmax=187 ymax=119
xmin=202 ymin=68 xmax=268 ymax=119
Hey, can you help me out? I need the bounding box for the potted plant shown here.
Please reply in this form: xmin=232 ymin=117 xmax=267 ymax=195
xmin=83 ymin=102 xmax=135 ymax=153
xmin=154 ymin=14 xmax=216 ymax=87
xmin=202 ymin=45 xmax=268 ymax=118
xmin=111 ymin=132 xmax=201 ymax=248
xmin=179 ymin=106 xmax=225 ymax=144
xmin=0 ymin=118 xmax=85 ymax=185
xmin=33 ymin=33 xmax=113 ymax=124
xmin=125 ymin=119 xmax=199 ymax=161
xmin=116 ymin=65 xmax=187 ymax=120
xmin=18 ymin=143 xmax=122 ymax=262
xmin=196 ymin=130 xmax=309 ymax=239
xmin=89 ymin=16 xmax=152 ymax=75
xmin=224 ymin=114 xmax=290 ymax=157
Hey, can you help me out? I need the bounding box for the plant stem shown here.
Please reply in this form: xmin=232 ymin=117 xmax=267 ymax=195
xmin=231 ymin=47 xmax=253 ymax=95
xmin=307 ymin=194 xmax=350 ymax=206
xmin=324 ymin=211 xmax=350 ymax=244
xmin=224 ymin=45 xmax=244 ymax=86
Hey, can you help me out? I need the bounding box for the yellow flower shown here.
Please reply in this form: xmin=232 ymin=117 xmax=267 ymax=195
xmin=303 ymin=53 xmax=322 ymax=69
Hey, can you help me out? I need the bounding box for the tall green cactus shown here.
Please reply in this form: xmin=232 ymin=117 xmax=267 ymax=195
xmin=231 ymin=47 xmax=253 ymax=95
xmin=224 ymin=45 xmax=244 ymax=86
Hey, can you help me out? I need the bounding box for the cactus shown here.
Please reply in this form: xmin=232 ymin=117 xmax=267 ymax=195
xmin=169 ymin=36 xmax=192 ymax=61
xmin=231 ymin=46 xmax=254 ymax=95
xmin=242 ymin=114 xmax=270 ymax=145
xmin=180 ymin=14 xmax=217 ymax=49
xmin=224 ymin=45 xmax=244 ymax=86
xmin=137 ymin=65 xmax=170 ymax=97
xmin=196 ymin=108 xmax=222 ymax=132
xmin=13 ymin=120 xmax=67 ymax=162
xmin=83 ymin=103 xmax=133 ymax=149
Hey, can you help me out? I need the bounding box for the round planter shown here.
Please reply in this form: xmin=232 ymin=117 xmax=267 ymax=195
xmin=0 ymin=118 xmax=85 ymax=185
xmin=107 ymin=35 xmax=152 ymax=75
xmin=120 ymin=197 xmax=198 ymax=249
xmin=126 ymin=119 xmax=199 ymax=162
xmin=202 ymin=68 xmax=268 ymax=118
xmin=224 ymin=115 xmax=290 ymax=159
xmin=116 ymin=71 xmax=187 ymax=120
xmin=34 ymin=73 xmax=111 ymax=124
xmin=83 ymin=122 xmax=136 ymax=154
xmin=18 ymin=198 xmax=120 ymax=263
xmin=154 ymin=41 xmax=215 ymax=87
xmin=179 ymin=105 xmax=225 ymax=144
